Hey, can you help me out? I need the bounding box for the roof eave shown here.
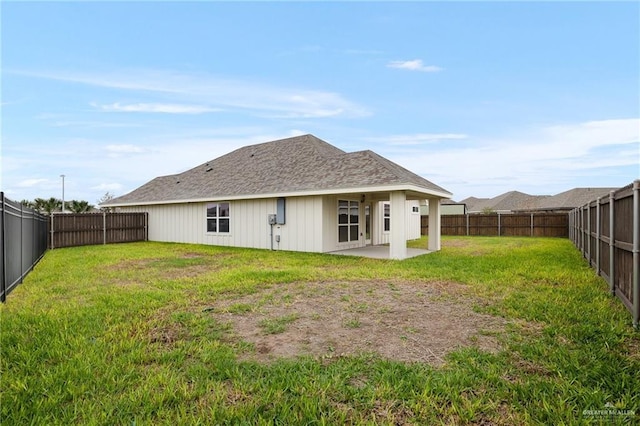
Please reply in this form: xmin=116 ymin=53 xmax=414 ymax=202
xmin=102 ymin=183 xmax=453 ymax=208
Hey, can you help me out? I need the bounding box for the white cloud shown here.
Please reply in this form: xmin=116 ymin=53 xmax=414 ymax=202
xmin=92 ymin=102 xmax=220 ymax=114
xmin=366 ymin=133 xmax=468 ymax=145
xmin=378 ymin=118 xmax=639 ymax=199
xmin=105 ymin=144 xmax=146 ymax=158
xmin=92 ymin=183 xmax=123 ymax=192
xmin=17 ymin=69 xmax=370 ymax=119
xmin=52 ymin=120 xmax=143 ymax=128
xmin=17 ymin=178 xmax=49 ymax=187
xmin=105 ymin=144 xmax=145 ymax=153
xmin=387 ymin=59 xmax=443 ymax=72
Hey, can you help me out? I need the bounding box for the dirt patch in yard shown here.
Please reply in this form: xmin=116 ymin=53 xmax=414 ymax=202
xmin=208 ymin=280 xmax=506 ymax=366
xmin=106 ymin=254 xmax=226 ymax=285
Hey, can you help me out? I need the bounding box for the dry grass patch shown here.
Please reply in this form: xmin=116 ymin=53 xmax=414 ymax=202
xmin=106 ymin=253 xmax=226 ymax=285
xmin=208 ymin=280 xmax=506 ymax=365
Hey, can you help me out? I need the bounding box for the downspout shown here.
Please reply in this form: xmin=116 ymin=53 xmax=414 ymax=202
xmin=270 ymin=222 xmax=274 ymax=251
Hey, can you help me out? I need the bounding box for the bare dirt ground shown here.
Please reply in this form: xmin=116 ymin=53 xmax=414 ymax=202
xmin=209 ymin=280 xmax=506 ymax=365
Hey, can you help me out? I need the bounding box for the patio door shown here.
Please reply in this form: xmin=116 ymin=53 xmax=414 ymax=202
xmin=365 ymin=204 xmax=371 ymax=245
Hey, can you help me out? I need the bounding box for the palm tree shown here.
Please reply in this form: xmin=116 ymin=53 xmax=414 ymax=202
xmin=68 ymin=200 xmax=93 ymax=213
xmin=21 ymin=200 xmax=35 ymax=209
xmin=34 ymin=197 xmax=62 ymax=214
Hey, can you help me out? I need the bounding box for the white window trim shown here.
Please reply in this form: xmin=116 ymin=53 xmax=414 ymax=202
xmin=337 ymin=199 xmax=360 ymax=244
xmin=383 ymin=202 xmax=391 ymax=233
xmin=206 ymin=202 xmax=231 ymax=234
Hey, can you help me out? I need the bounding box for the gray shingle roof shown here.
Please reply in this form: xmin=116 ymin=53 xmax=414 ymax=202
xmin=461 ymin=187 xmax=619 ymax=213
xmin=459 ymin=196 xmax=488 ymax=209
xmin=106 ymin=134 xmax=451 ymax=205
xmin=465 ymin=191 xmax=549 ymax=212
xmin=532 ymin=187 xmax=617 ymax=210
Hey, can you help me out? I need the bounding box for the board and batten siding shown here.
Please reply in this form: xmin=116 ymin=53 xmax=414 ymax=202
xmin=119 ymin=196 xmax=324 ymax=252
xmin=271 ymin=196 xmax=323 ymax=252
xmin=120 ymin=196 xmax=421 ymax=253
xmin=123 ymin=203 xmax=205 ymax=244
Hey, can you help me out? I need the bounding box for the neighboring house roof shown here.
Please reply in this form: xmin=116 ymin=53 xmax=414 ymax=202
xmin=465 ymin=191 xmax=548 ymax=213
xmin=106 ymin=134 xmax=452 ymax=206
xmin=461 ymin=187 xmax=619 ymax=213
xmin=459 ymin=196 xmax=488 ymax=211
xmin=523 ymin=187 xmax=617 ymax=211
xmin=440 ymin=198 xmax=459 ymax=205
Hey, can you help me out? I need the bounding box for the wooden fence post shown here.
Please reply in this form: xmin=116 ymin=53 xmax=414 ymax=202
xmin=586 ymin=203 xmax=591 ymax=264
xmin=19 ymin=204 xmax=22 ymax=283
xmin=573 ymin=209 xmax=576 ymax=242
xmin=609 ymin=190 xmax=615 ymax=296
xmin=578 ymin=207 xmax=582 ymax=253
xmin=498 ymin=213 xmax=501 ymax=236
xmin=569 ymin=210 xmax=573 ymax=241
xmin=633 ymin=180 xmax=639 ymax=329
xmin=103 ymin=212 xmax=107 ymax=245
xmin=50 ymin=213 xmax=55 ymax=249
xmin=578 ymin=206 xmax=583 ymax=255
xmin=530 ymin=213 xmax=534 ymax=237
xmin=1 ymin=192 xmax=6 ymax=303
xmin=466 ymin=213 xmax=469 ymax=236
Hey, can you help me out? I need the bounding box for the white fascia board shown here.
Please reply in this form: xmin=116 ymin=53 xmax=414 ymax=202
xmin=105 ymin=184 xmax=453 ymax=208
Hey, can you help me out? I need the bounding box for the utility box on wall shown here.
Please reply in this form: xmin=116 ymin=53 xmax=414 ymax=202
xmin=276 ymin=197 xmax=286 ymax=224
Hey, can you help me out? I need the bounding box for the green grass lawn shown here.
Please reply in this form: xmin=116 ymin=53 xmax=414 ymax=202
xmin=1 ymin=237 xmax=638 ymax=425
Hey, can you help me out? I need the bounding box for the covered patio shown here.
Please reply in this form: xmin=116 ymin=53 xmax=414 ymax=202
xmin=337 ymin=188 xmax=445 ymax=260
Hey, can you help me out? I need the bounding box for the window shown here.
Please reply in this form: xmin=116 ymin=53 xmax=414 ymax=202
xmin=206 ymin=202 xmax=230 ymax=233
xmin=338 ymin=200 xmax=359 ymax=243
xmin=383 ymin=203 xmax=390 ymax=232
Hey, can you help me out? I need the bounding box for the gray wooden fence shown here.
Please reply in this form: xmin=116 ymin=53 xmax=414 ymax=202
xmin=569 ymin=180 xmax=639 ymax=328
xmin=0 ymin=193 xmax=49 ymax=302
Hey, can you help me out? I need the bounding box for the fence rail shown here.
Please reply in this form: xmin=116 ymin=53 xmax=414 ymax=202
xmin=49 ymin=212 xmax=148 ymax=249
xmin=1 ymin=192 xmax=48 ymax=302
xmin=569 ymin=180 xmax=639 ymax=328
xmin=422 ymin=213 xmax=568 ymax=237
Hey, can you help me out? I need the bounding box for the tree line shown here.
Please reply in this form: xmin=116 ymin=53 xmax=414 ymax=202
xmin=20 ymin=192 xmax=114 ymax=214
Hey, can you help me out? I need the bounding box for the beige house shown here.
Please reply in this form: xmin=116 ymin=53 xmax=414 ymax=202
xmin=104 ymin=134 xmax=452 ymax=259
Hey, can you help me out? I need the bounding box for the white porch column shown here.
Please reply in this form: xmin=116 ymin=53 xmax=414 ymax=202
xmin=428 ymin=198 xmax=441 ymax=251
xmin=389 ymin=191 xmax=407 ymax=260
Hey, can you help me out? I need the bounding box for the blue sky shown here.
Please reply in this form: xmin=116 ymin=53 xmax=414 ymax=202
xmin=2 ymin=1 xmax=638 ymax=205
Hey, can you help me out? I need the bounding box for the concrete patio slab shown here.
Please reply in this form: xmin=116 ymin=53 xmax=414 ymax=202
xmin=328 ymin=245 xmax=431 ymax=260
